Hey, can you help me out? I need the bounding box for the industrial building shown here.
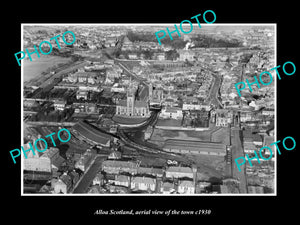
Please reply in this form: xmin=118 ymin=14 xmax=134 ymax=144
xmin=163 ymin=139 xmax=226 ymax=156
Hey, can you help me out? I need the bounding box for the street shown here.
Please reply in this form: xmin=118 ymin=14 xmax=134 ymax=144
xmin=231 ymin=127 xmax=248 ymax=193
xmin=72 ymin=156 xmax=106 ymax=193
xmin=206 ymin=73 xmax=223 ymax=108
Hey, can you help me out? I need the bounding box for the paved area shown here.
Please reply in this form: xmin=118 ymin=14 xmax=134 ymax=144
xmin=231 ymin=127 xmax=248 ymax=193
xmin=207 ymin=74 xmax=223 ymax=108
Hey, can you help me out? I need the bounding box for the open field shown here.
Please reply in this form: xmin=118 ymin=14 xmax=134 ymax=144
xmin=23 ymin=55 xmax=72 ymax=83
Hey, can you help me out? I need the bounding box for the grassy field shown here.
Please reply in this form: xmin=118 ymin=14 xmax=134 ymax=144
xmin=23 ymin=55 xmax=72 ymax=83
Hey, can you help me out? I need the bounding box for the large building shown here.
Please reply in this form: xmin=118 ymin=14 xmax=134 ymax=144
xmin=178 ymin=50 xmax=196 ymax=61
xmin=163 ymin=139 xmax=226 ymax=156
xmin=23 ymin=145 xmax=63 ymax=173
xmin=72 ymin=120 xmax=114 ymax=147
xmin=23 ymin=145 xmax=65 ymax=182
xmin=115 ymin=85 xmax=150 ymax=118
xmin=75 ymin=149 xmax=96 ymax=172
xmin=159 ymin=107 xmax=183 ymax=120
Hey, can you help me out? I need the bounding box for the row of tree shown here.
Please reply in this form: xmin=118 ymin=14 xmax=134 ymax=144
xmin=190 ymin=35 xmax=243 ymax=48
xmin=126 ymin=30 xmax=188 ymax=49
xmin=126 ymin=31 xmax=243 ymax=49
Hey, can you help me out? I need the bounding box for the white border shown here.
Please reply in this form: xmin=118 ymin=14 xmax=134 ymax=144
xmin=21 ymin=23 xmax=277 ymax=196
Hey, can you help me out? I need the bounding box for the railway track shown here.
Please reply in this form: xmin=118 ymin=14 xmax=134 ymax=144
xmin=117 ymin=129 xmax=196 ymax=167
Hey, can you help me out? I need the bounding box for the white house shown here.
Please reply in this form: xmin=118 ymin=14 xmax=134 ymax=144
xmin=159 ymin=107 xmax=183 ymax=120
xmin=182 ymin=102 xmax=201 ymax=111
xmin=262 ymin=108 xmax=275 ymax=116
xmin=130 ymin=176 xmax=156 ymax=192
xmin=52 ymin=179 xmax=67 ymax=194
xmin=216 ymin=117 xmax=229 ymax=127
xmin=53 ymin=100 xmax=66 ymax=111
xmin=177 ymin=180 xmax=195 ymax=194
xmin=76 ymin=90 xmax=88 ymax=100
xmin=113 ymin=175 xmax=131 ymax=187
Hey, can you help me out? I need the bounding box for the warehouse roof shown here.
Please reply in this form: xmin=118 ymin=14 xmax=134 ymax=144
xmin=137 ymin=167 xmax=164 ymax=176
xmin=163 ymin=139 xmax=226 ymax=153
xmin=72 ymin=120 xmax=112 ymax=146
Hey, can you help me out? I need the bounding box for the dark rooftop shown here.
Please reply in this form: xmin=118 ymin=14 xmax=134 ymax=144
xmin=72 ymin=120 xmax=112 ymax=145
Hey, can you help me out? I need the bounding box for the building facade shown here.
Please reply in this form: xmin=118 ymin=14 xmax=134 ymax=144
xmin=177 ymin=180 xmax=195 ymax=194
xmin=159 ymin=107 xmax=183 ymax=120
xmin=115 ymin=85 xmax=150 ymax=118
xmin=130 ymin=176 xmax=156 ymax=192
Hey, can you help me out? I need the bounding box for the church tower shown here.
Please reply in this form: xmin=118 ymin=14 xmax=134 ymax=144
xmin=126 ymin=83 xmax=135 ymax=116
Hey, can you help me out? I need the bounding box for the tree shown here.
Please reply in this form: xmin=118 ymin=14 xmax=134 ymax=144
xmin=165 ymin=49 xmax=179 ymax=60
xmin=127 ymin=31 xmax=155 ymax=42
xmin=141 ymin=50 xmax=153 ymax=60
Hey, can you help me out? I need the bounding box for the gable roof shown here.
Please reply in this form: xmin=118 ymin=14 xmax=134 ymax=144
xmin=166 ymin=166 xmax=193 ymax=174
xmin=178 ymin=180 xmax=194 ymax=187
xmin=137 ymin=167 xmax=164 ymax=176
xmin=102 ymin=160 xmax=138 ymax=169
xmin=131 ymin=176 xmax=156 ymax=185
xmin=162 ymin=182 xmax=175 ymax=191
xmin=115 ymin=174 xmax=130 ymax=182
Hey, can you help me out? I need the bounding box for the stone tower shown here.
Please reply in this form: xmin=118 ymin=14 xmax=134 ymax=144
xmin=126 ymin=83 xmax=135 ymax=116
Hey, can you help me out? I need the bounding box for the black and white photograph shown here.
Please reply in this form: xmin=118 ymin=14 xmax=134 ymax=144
xmin=21 ymin=24 xmax=276 ymax=195
xmin=4 ymin=3 xmax=298 ymax=221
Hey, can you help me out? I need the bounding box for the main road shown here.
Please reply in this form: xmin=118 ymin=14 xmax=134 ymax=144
xmin=231 ymin=127 xmax=248 ymax=193
xmin=206 ymin=73 xmax=223 ymax=108
xmin=72 ymin=155 xmax=107 ymax=193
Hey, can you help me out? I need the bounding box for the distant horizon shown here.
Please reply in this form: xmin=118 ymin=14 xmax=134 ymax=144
xmin=23 ymin=24 xmax=275 ymax=37
xmin=23 ymin=24 xmax=275 ymax=29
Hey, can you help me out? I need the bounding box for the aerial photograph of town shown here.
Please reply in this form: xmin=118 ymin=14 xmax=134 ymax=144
xmin=22 ymin=24 xmax=275 ymax=195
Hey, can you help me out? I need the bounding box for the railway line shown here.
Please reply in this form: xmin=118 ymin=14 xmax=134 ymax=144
xmin=117 ymin=128 xmax=196 ymax=167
